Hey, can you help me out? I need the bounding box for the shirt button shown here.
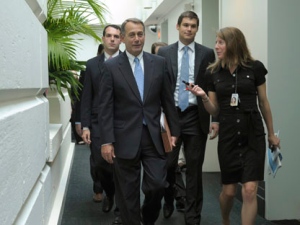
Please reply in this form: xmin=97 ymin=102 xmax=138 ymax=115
xmin=239 ymin=153 xmax=242 ymax=157
xmin=233 ymin=74 xmax=236 ymax=77
xmin=237 ymin=119 xmax=240 ymax=123
xmin=237 ymin=131 xmax=241 ymax=135
xmin=232 ymin=85 xmax=235 ymax=88
xmin=238 ymin=143 xmax=242 ymax=146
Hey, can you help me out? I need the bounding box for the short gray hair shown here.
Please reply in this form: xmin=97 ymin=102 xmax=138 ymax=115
xmin=120 ymin=18 xmax=145 ymax=35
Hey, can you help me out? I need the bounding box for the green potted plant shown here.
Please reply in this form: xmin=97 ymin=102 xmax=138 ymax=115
xmin=44 ymin=0 xmax=107 ymax=100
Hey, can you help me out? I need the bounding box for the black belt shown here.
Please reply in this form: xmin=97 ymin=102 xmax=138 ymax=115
xmin=176 ymin=105 xmax=198 ymax=114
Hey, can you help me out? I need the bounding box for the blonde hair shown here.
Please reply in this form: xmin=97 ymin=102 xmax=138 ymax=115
xmin=208 ymin=27 xmax=254 ymax=73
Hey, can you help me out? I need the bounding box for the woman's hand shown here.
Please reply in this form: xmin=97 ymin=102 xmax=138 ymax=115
xmin=186 ymin=84 xmax=206 ymax=99
xmin=268 ymin=133 xmax=280 ymax=151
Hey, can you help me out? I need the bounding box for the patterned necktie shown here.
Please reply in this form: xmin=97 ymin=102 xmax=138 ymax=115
xmin=134 ymin=57 xmax=144 ymax=100
xmin=178 ymin=46 xmax=189 ymax=111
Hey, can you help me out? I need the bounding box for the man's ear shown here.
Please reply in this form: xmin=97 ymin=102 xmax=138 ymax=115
xmin=120 ymin=34 xmax=125 ymax=43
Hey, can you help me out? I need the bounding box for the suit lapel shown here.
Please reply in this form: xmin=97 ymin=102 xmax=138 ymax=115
xmin=118 ymin=52 xmax=143 ymax=103
xmin=194 ymin=43 xmax=204 ymax=81
xmin=143 ymin=52 xmax=153 ymax=103
xmin=170 ymin=43 xmax=178 ymax=80
xmin=97 ymin=54 xmax=105 ymax=73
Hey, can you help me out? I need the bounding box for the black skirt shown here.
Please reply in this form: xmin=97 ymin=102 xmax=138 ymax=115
xmin=218 ymin=109 xmax=266 ymax=184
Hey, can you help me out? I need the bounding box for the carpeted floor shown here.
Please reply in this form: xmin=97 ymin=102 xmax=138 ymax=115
xmin=59 ymin=143 xmax=298 ymax=225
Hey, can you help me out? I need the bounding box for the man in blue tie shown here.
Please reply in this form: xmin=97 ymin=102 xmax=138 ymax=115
xmin=98 ymin=18 xmax=180 ymax=225
xmin=157 ymin=11 xmax=219 ymax=225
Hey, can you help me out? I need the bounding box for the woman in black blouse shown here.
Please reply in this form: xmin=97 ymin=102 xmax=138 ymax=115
xmin=186 ymin=27 xmax=280 ymax=225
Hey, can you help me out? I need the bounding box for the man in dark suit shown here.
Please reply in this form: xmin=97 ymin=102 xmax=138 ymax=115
xmin=98 ymin=18 xmax=180 ymax=225
xmin=157 ymin=11 xmax=219 ymax=225
xmin=74 ymin=44 xmax=103 ymax=140
xmin=80 ymin=25 xmax=122 ymax=220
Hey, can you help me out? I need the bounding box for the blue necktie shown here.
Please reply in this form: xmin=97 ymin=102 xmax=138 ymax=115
xmin=178 ymin=46 xmax=189 ymax=111
xmin=134 ymin=57 xmax=144 ymax=100
xmin=134 ymin=57 xmax=146 ymax=124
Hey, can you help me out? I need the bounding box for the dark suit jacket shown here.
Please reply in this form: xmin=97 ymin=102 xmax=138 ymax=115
xmin=157 ymin=42 xmax=216 ymax=134
xmin=81 ymin=51 xmax=121 ymax=137
xmin=98 ymin=51 xmax=180 ymax=159
xmin=74 ymin=70 xmax=86 ymax=123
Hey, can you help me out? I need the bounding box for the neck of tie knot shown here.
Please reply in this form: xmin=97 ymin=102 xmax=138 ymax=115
xmin=183 ymin=46 xmax=189 ymax=54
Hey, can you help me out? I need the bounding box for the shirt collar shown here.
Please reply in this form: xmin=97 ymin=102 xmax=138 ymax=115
xmin=178 ymin=41 xmax=195 ymax=52
xmin=104 ymin=50 xmax=119 ymax=60
xmin=126 ymin=51 xmax=143 ymax=63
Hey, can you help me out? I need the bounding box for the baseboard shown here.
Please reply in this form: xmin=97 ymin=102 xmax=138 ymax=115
xmin=47 ymin=143 xmax=75 ymax=225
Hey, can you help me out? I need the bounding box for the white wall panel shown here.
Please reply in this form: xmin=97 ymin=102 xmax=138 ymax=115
xmin=219 ymin=0 xmax=268 ymax=64
xmin=265 ymin=0 xmax=300 ymax=220
xmin=0 ymin=2 xmax=45 ymax=91
xmin=0 ymin=98 xmax=47 ymax=224
xmin=0 ymin=0 xmax=57 ymax=224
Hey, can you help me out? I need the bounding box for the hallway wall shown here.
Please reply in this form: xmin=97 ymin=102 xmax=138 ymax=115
xmin=0 ymin=0 xmax=48 ymax=224
xmin=0 ymin=0 xmax=75 ymax=224
xmin=266 ymin=0 xmax=299 ymax=220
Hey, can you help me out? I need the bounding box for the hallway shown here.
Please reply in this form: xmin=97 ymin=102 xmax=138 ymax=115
xmin=57 ymin=144 xmax=300 ymax=225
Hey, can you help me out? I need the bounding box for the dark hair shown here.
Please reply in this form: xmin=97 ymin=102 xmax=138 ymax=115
xmin=151 ymin=42 xmax=168 ymax=54
xmin=103 ymin=24 xmax=121 ymax=37
xmin=208 ymin=27 xmax=254 ymax=72
xmin=177 ymin=11 xmax=199 ymax=27
xmin=121 ymin=18 xmax=145 ymax=36
xmin=97 ymin=44 xmax=104 ymax=55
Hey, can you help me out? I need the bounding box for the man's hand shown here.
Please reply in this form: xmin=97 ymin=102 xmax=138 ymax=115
xmin=82 ymin=129 xmax=91 ymax=144
xmin=164 ymin=136 xmax=177 ymax=153
xmin=101 ymin=144 xmax=115 ymax=164
xmin=209 ymin=122 xmax=219 ymax=140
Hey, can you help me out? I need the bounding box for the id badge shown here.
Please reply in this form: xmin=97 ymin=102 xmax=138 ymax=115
xmin=230 ymin=93 xmax=239 ymax=106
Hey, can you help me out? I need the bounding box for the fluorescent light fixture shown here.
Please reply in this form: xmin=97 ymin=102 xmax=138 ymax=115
xmin=143 ymin=0 xmax=152 ymax=9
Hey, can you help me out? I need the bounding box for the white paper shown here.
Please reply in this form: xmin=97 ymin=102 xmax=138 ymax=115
xmin=160 ymin=112 xmax=166 ymax=131
xmin=267 ymin=131 xmax=282 ymax=178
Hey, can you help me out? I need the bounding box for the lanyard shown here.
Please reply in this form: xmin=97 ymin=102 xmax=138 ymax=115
xmin=233 ymin=68 xmax=238 ymax=93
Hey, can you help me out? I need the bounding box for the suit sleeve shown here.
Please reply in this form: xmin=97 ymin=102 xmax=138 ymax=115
xmin=80 ymin=62 xmax=93 ymax=128
xmin=98 ymin=63 xmax=115 ymax=145
xmin=74 ymin=70 xmax=85 ymax=122
xmin=160 ymin=59 xmax=180 ymax=137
